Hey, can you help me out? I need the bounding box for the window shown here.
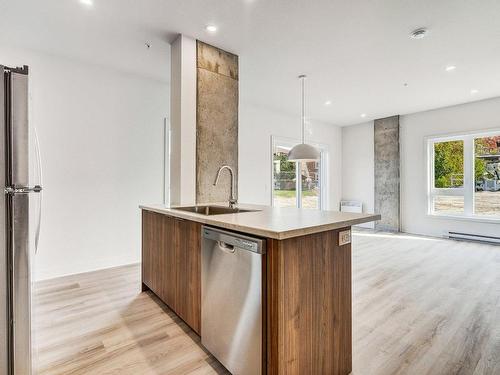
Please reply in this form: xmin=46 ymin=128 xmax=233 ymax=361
xmin=272 ymin=136 xmax=328 ymax=209
xmin=272 ymin=147 xmax=297 ymax=208
xmin=474 ymin=135 xmax=500 ymax=216
xmin=431 ymin=139 xmax=465 ymax=215
xmin=428 ymin=130 xmax=500 ymax=219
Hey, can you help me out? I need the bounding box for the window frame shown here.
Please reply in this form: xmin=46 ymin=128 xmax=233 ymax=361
xmin=426 ymin=128 xmax=500 ymax=220
xmin=270 ymin=135 xmax=329 ymax=210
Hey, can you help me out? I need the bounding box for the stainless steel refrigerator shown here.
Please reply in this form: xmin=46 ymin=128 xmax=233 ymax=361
xmin=1 ymin=65 xmax=42 ymax=375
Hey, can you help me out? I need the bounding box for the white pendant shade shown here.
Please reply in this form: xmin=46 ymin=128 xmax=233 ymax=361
xmin=288 ymin=74 xmax=320 ymax=162
xmin=288 ymin=143 xmax=320 ymax=162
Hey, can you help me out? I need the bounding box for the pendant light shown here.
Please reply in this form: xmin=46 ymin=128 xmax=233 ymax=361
xmin=288 ymin=75 xmax=320 ymax=162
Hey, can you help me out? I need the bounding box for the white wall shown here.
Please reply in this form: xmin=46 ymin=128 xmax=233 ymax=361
xmin=169 ymin=35 xmax=196 ymax=205
xmin=341 ymin=122 xmax=374 ymax=228
xmin=341 ymin=97 xmax=500 ymax=237
xmin=400 ymin=97 xmax=500 ymax=237
xmin=0 ymin=45 xmax=169 ymax=280
xmin=239 ymin=104 xmax=342 ymax=211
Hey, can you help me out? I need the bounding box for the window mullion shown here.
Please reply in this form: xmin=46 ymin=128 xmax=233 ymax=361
xmin=296 ymin=161 xmax=302 ymax=208
xmin=427 ymin=140 xmax=434 ymax=214
xmin=463 ymin=137 xmax=474 ymax=215
xmin=319 ymin=153 xmax=323 ymax=210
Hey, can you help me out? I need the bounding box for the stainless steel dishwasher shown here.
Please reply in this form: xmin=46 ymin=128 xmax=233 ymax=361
xmin=201 ymin=226 xmax=265 ymax=375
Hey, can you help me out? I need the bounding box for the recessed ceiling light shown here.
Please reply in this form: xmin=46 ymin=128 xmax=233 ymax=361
xmin=79 ymin=0 xmax=93 ymax=6
xmin=324 ymin=100 xmax=332 ymax=106
xmin=471 ymin=89 xmax=479 ymax=95
xmin=445 ymin=65 xmax=456 ymax=72
xmin=206 ymin=25 xmax=217 ymax=33
xmin=410 ymin=28 xmax=428 ymax=39
xmin=360 ymin=113 xmax=367 ymax=118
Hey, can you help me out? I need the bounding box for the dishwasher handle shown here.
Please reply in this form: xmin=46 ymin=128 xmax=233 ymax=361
xmin=202 ymin=226 xmax=266 ymax=254
xmin=217 ymin=241 xmax=235 ymax=253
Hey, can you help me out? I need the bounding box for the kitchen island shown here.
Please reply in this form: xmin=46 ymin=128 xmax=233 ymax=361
xmin=140 ymin=203 xmax=379 ymax=375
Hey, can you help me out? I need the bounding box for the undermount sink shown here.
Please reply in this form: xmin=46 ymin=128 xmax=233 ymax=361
xmin=172 ymin=205 xmax=260 ymax=216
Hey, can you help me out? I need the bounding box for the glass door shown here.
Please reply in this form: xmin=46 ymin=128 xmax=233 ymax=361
xmin=271 ymin=136 xmax=327 ymax=209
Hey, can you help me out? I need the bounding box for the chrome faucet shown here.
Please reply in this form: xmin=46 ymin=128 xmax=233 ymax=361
xmin=213 ymin=165 xmax=237 ymax=208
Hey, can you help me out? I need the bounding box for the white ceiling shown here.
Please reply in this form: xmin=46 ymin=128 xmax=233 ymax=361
xmin=1 ymin=0 xmax=500 ymax=126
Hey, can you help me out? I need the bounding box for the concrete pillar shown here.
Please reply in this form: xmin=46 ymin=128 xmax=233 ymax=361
xmin=374 ymin=116 xmax=400 ymax=231
xmin=196 ymin=41 xmax=239 ymax=204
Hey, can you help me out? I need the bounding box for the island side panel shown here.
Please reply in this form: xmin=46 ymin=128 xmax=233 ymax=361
xmin=267 ymin=228 xmax=352 ymax=375
xmin=175 ymin=218 xmax=202 ymax=334
xmin=141 ymin=210 xmax=202 ymax=335
xmin=141 ymin=210 xmax=176 ymax=303
xmin=141 ymin=210 xmax=163 ymax=293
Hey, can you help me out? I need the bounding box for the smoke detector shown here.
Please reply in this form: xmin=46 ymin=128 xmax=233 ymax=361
xmin=410 ymin=28 xmax=428 ymax=39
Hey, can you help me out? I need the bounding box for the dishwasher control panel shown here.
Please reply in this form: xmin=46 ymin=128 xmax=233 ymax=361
xmin=232 ymin=238 xmax=258 ymax=252
xmin=202 ymin=227 xmax=266 ymax=254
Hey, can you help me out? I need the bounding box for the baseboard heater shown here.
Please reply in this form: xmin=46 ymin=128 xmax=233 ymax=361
xmin=446 ymin=231 xmax=500 ymax=245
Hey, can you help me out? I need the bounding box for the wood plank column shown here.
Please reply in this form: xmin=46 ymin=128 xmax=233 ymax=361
xmin=267 ymin=228 xmax=352 ymax=374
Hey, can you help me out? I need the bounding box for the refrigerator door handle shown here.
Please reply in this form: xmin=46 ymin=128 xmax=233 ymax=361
xmin=34 ymin=127 xmax=43 ymax=253
xmin=4 ymin=185 xmax=42 ymax=194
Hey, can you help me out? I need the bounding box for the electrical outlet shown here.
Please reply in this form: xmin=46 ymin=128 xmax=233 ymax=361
xmin=339 ymin=230 xmax=351 ymax=246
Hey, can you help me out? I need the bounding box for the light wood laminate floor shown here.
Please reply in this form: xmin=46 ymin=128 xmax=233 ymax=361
xmin=34 ymin=232 xmax=500 ymax=375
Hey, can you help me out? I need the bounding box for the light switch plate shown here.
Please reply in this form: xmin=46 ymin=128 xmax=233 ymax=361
xmin=339 ymin=230 xmax=351 ymax=246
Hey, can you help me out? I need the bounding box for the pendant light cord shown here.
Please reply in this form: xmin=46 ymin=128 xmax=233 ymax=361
xmin=300 ymin=75 xmax=306 ymax=144
xmin=287 ymin=74 xmax=319 ymax=162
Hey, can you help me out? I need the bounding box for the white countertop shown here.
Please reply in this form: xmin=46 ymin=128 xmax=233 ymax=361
xmin=140 ymin=203 xmax=380 ymax=240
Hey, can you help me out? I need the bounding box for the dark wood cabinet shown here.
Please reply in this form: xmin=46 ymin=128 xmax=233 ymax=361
xmin=141 ymin=211 xmax=201 ymax=334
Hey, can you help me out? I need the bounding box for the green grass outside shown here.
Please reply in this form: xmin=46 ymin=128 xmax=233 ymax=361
xmin=274 ymin=190 xmax=317 ymax=198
